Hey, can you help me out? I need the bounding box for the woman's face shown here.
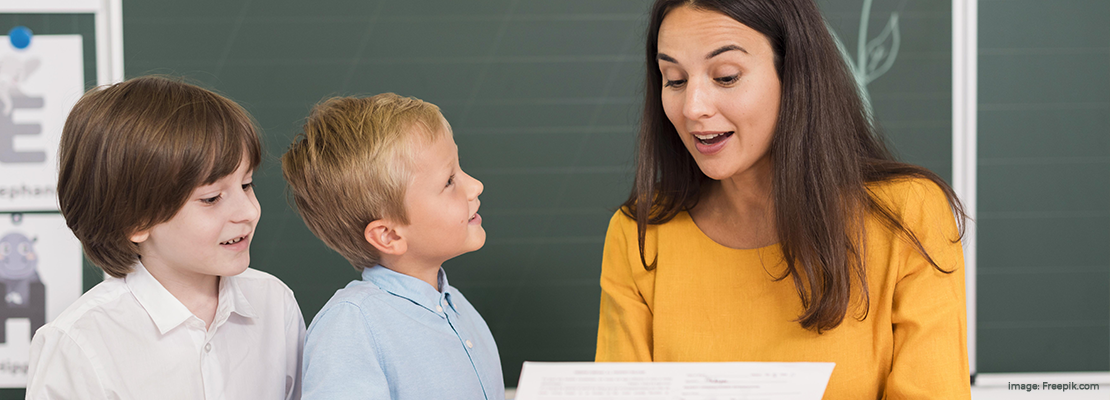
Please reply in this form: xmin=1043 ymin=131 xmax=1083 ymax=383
xmin=657 ymin=6 xmax=781 ymax=181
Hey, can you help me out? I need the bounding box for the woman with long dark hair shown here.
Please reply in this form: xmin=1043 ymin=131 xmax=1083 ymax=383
xmin=596 ymin=0 xmax=971 ymax=398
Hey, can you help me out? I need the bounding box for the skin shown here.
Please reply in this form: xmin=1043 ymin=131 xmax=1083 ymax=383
xmin=130 ymin=157 xmax=260 ymax=328
xmin=657 ymin=6 xmax=782 ymax=249
xmin=364 ymin=124 xmax=485 ymax=290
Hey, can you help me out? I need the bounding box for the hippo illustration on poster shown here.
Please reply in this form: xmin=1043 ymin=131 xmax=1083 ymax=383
xmin=0 ymin=232 xmax=45 ymax=343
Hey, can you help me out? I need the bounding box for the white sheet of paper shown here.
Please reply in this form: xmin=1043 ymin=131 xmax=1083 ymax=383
xmin=515 ymin=361 xmax=835 ymax=400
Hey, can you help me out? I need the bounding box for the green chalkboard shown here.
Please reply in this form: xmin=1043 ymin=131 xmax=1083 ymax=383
xmin=123 ymin=0 xmax=966 ymax=385
xmin=976 ymin=0 xmax=1109 ymax=373
xmin=121 ymin=0 xmax=973 ymax=387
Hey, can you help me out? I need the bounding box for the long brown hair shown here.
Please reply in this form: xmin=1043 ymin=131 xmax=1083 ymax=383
xmin=626 ymin=0 xmax=967 ymax=333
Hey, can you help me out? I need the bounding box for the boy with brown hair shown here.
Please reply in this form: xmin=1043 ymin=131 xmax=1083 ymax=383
xmin=27 ymin=76 xmax=305 ymax=399
xmin=282 ymin=93 xmax=503 ymax=400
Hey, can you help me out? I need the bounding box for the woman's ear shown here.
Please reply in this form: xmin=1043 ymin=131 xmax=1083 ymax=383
xmin=364 ymin=220 xmax=407 ymax=256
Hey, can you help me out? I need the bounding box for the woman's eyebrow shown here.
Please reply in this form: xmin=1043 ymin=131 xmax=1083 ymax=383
xmin=707 ymin=44 xmax=747 ymax=59
xmin=657 ymin=52 xmax=678 ymax=63
xmin=657 ymin=44 xmax=749 ymax=64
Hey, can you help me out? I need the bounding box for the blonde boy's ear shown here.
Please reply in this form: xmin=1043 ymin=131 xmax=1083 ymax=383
xmin=364 ymin=220 xmax=406 ymax=256
xmin=129 ymin=229 xmax=150 ymax=244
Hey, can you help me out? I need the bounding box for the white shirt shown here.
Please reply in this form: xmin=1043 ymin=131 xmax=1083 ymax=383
xmin=26 ymin=263 xmax=305 ymax=400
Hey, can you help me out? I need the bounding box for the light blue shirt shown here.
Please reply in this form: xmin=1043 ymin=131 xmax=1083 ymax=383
xmin=302 ymin=265 xmax=505 ymax=400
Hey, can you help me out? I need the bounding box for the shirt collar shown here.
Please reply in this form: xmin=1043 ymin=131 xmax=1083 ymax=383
xmin=126 ymin=262 xmax=257 ymax=335
xmin=126 ymin=262 xmax=194 ymax=335
xmin=218 ymin=272 xmax=258 ymax=320
xmin=363 ymin=265 xmax=458 ymax=315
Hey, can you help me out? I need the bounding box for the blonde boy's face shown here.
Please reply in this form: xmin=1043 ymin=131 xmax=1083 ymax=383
xmin=132 ymin=157 xmax=260 ymax=280
xmin=398 ymin=125 xmax=485 ymax=266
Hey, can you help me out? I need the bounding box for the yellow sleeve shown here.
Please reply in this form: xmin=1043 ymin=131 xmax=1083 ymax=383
xmin=595 ymin=210 xmax=655 ymax=361
xmin=885 ymin=180 xmax=971 ymax=399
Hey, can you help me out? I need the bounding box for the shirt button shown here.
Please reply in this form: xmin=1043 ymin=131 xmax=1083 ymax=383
xmin=204 ymin=343 xmax=212 ymax=352
xmin=465 ymin=340 xmax=473 ymax=349
xmin=436 ymin=305 xmax=443 ymax=313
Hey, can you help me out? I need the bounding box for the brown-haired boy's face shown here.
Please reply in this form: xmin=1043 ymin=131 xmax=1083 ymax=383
xmin=395 ymin=129 xmax=485 ymax=266
xmin=130 ymin=157 xmax=261 ymax=281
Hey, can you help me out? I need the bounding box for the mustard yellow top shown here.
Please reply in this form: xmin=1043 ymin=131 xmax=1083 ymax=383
xmin=596 ymin=178 xmax=970 ymax=399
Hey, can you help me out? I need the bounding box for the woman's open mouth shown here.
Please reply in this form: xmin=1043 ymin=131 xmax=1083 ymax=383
xmin=692 ymin=131 xmax=734 ymax=154
xmin=694 ymin=131 xmax=733 ymax=145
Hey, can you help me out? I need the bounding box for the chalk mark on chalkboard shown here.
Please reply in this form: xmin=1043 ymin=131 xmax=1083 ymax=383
xmin=829 ymin=0 xmax=901 ymax=118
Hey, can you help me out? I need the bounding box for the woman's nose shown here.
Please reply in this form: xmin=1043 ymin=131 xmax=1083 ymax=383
xmin=682 ymin=79 xmax=716 ymax=121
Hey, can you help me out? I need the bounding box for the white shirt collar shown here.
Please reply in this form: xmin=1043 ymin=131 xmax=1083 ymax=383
xmin=125 ymin=262 xmax=257 ymax=335
xmin=217 ymin=271 xmax=258 ymax=320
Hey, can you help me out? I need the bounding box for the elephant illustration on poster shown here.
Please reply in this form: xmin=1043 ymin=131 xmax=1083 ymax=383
xmin=0 ymin=55 xmax=40 ymax=116
xmin=0 ymin=54 xmax=46 ymax=164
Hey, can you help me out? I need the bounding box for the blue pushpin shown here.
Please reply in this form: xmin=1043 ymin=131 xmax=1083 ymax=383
xmin=9 ymin=26 xmax=32 ymax=49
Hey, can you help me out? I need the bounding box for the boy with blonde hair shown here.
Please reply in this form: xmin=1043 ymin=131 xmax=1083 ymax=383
xmin=28 ymin=76 xmax=304 ymax=399
xmin=283 ymin=93 xmax=503 ymax=400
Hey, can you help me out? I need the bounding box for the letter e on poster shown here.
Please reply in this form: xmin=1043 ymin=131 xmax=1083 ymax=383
xmin=0 ymin=35 xmax=84 ymax=212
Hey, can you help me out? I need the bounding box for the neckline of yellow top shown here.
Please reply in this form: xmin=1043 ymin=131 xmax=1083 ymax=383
xmin=678 ymin=210 xmax=782 ymax=253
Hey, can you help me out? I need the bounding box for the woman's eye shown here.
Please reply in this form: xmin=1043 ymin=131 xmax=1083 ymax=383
xmin=715 ymin=74 xmax=740 ymax=85
xmin=242 ymin=182 xmax=254 ymax=191
xmin=446 ymin=175 xmax=455 ymax=188
xmin=664 ymin=79 xmax=687 ymax=88
xmin=201 ymin=194 xmax=222 ymax=205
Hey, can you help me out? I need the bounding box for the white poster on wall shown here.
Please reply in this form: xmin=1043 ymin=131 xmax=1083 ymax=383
xmin=0 ymin=213 xmax=82 ymax=387
xmin=0 ymin=35 xmax=85 ymax=212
